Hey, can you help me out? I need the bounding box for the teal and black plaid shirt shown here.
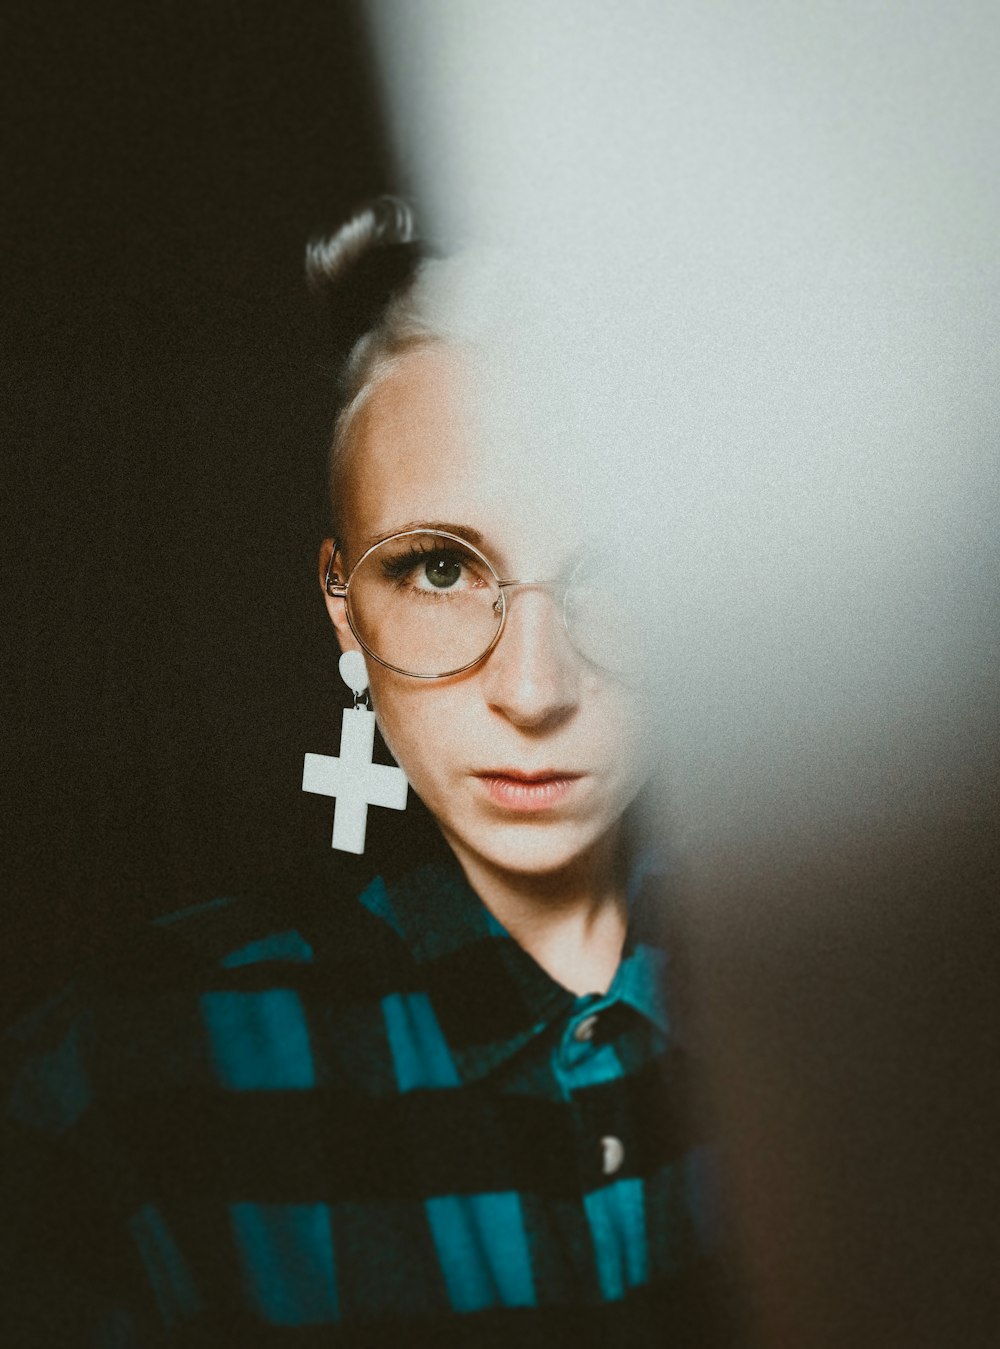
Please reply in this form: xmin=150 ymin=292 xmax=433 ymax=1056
xmin=3 ymin=849 xmax=729 ymax=1346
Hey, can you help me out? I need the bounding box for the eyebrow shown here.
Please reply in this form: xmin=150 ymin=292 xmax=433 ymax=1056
xmin=360 ymin=521 xmax=490 ymax=552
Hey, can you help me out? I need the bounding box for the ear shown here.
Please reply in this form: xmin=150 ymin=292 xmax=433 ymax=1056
xmin=318 ymin=539 xmax=362 ymax=653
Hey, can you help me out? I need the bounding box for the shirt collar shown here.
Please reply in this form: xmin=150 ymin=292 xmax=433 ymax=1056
xmin=611 ymin=843 xmax=672 ymax=1036
xmin=358 ymin=846 xmax=672 ymax=1083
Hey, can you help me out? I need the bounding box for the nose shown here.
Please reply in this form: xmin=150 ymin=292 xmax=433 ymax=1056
xmin=482 ymin=584 xmax=580 ymax=731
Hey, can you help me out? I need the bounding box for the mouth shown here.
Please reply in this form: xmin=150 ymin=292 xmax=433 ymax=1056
xmin=473 ymin=769 xmax=585 ymax=813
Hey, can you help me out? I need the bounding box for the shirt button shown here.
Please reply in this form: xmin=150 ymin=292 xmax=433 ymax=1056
xmin=573 ymin=1014 xmax=598 ymax=1043
xmin=600 ymin=1135 xmax=625 ymax=1176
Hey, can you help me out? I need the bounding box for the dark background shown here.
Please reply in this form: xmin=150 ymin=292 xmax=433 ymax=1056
xmin=3 ymin=0 xmax=400 ymax=1022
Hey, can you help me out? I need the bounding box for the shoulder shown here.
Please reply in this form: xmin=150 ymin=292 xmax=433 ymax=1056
xmin=94 ymin=871 xmax=414 ymax=997
xmin=2 ymin=877 xmax=412 ymax=1135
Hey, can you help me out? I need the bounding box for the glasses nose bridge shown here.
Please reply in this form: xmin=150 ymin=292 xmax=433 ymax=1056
xmin=496 ymin=576 xmax=566 ymax=609
xmin=496 ymin=576 xmax=562 ymax=596
xmin=495 ymin=576 xmax=571 ymax=636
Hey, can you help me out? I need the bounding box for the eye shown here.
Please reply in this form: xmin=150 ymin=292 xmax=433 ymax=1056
xmin=421 ymin=552 xmax=464 ymax=590
xmin=371 ymin=532 xmax=495 ymax=601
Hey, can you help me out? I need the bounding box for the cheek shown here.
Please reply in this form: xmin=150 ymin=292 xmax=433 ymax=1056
xmin=601 ymin=692 xmax=652 ymax=780
xmin=368 ymin=676 xmax=459 ymax=789
xmin=579 ymin=673 xmax=656 ymax=804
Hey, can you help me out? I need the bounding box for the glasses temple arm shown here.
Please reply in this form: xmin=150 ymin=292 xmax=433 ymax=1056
xmin=324 ymin=542 xmax=348 ymax=598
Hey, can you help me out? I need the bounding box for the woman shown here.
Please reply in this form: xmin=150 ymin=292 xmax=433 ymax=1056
xmin=3 ymin=200 xmax=727 ymax=1346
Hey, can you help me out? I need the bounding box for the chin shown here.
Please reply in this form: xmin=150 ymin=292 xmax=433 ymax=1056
xmin=448 ymin=816 xmax=620 ymax=879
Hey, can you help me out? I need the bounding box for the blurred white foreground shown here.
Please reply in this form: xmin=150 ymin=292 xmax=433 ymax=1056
xmin=364 ymin=5 xmax=999 ymax=1345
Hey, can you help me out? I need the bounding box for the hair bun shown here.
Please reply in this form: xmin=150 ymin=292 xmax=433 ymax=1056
xmin=306 ymin=196 xmax=425 ymax=368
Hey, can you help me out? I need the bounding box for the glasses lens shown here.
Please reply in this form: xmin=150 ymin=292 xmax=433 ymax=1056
xmin=347 ymin=532 xmax=503 ymax=676
xmin=563 ymin=550 xmax=650 ymax=674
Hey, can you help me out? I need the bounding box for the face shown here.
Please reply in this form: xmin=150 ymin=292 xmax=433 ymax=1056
xmin=321 ymin=345 xmax=653 ymax=883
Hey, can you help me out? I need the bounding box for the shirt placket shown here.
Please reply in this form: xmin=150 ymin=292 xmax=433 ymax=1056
xmin=553 ymin=996 xmax=652 ymax=1304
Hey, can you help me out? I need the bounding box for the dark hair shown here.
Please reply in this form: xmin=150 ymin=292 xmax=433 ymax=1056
xmin=307 ymin=197 xmax=433 ymax=532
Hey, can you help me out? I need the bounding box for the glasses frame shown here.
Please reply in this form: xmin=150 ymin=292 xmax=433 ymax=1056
xmin=324 ymin=528 xmax=589 ymax=680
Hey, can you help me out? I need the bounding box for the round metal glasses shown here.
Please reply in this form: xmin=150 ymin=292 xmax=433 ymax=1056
xmin=324 ymin=528 xmax=632 ymax=679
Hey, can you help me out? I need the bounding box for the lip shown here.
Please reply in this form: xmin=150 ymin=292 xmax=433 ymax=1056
xmin=474 ymin=769 xmax=585 ymax=813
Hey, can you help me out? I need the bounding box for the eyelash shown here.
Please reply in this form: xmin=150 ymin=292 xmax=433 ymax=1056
xmin=379 ymin=545 xmax=475 ymax=587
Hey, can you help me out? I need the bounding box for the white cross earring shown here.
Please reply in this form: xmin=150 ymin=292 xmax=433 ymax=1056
xmin=302 ymin=651 xmax=409 ymax=854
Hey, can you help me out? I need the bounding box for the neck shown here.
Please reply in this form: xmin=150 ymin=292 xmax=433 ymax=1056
xmin=442 ymin=826 xmax=628 ymax=996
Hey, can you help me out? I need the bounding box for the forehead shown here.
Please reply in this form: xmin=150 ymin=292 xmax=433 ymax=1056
xmin=342 ymin=345 xmax=580 ymax=566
